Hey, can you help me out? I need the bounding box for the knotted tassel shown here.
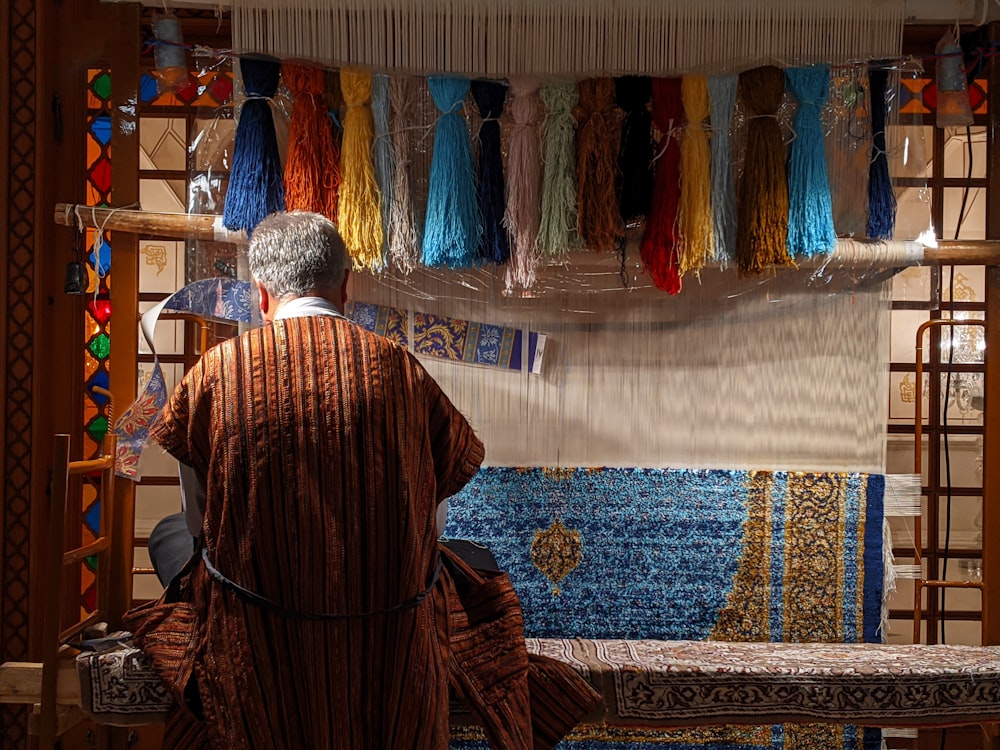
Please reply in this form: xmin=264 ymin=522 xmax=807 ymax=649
xmin=640 ymin=77 xmax=683 ymax=294
xmin=575 ymin=78 xmax=623 ymax=253
xmin=387 ymin=77 xmax=420 ymax=274
xmin=737 ymin=65 xmax=792 ymax=275
xmin=471 ymin=80 xmax=510 ymax=265
xmin=222 ymin=57 xmax=285 ymax=233
xmin=678 ymin=74 xmax=713 ymax=276
xmin=422 ymin=76 xmax=481 ymax=269
xmin=504 ymin=77 xmax=543 ymax=291
xmin=372 ymin=74 xmax=394 ymax=264
xmin=867 ymin=65 xmax=897 ymax=240
xmin=785 ymin=66 xmax=836 ymax=258
xmin=615 ymin=76 xmax=654 ymax=223
xmin=338 ymin=69 xmax=384 ymax=270
xmin=282 ymin=62 xmax=339 ymax=220
xmin=538 ymin=83 xmax=580 ymax=259
xmin=708 ymin=75 xmax=738 ymax=263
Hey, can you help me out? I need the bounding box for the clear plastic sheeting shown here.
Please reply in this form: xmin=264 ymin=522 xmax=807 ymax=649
xmin=350 ymin=244 xmax=893 ymax=473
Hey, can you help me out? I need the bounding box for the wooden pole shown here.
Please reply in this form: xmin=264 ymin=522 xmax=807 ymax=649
xmin=52 ymin=202 xmax=1000 ymax=266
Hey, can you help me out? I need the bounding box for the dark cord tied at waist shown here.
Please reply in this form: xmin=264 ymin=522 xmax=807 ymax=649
xmin=201 ymin=547 xmax=441 ymax=620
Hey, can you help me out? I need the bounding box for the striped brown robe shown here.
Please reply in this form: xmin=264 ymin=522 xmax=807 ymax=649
xmin=141 ymin=315 xmax=484 ymax=749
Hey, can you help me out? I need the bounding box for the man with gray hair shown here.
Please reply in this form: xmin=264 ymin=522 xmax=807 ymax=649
xmin=129 ymin=210 xmax=485 ymax=749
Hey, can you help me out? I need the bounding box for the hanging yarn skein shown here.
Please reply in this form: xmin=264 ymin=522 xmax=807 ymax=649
xmin=785 ymin=65 xmax=837 ymax=258
xmin=471 ymin=80 xmax=510 ymax=265
xmin=640 ymin=77 xmax=684 ymax=295
xmin=504 ymin=77 xmax=543 ymax=291
xmin=282 ymin=62 xmax=340 ymax=220
xmin=736 ymin=65 xmax=793 ymax=275
xmin=372 ymin=74 xmax=394 ymax=263
xmin=678 ymin=74 xmax=713 ymax=276
xmin=538 ymin=83 xmax=580 ymax=259
xmin=338 ymin=69 xmax=384 ymax=270
xmin=422 ymin=76 xmax=481 ymax=269
xmin=387 ymin=76 xmax=420 ymax=274
xmin=575 ymin=78 xmax=623 ymax=254
xmin=222 ymin=56 xmax=285 ymax=234
xmin=324 ymin=69 xmax=344 ymax=215
xmin=708 ymin=75 xmax=738 ymax=264
xmin=615 ymin=76 xmax=654 ymax=223
xmin=867 ymin=65 xmax=897 ymax=241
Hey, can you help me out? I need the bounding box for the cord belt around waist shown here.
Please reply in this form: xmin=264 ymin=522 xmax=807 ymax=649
xmin=201 ymin=547 xmax=441 ymax=621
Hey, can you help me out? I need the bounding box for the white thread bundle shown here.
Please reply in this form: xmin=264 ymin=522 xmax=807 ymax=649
xmin=372 ymin=74 xmax=394 ymax=264
xmin=504 ymin=77 xmax=543 ymax=291
xmin=231 ymin=0 xmax=905 ymax=78
xmin=884 ymin=473 xmax=922 ymax=517
xmin=707 ymin=75 xmax=738 ymax=264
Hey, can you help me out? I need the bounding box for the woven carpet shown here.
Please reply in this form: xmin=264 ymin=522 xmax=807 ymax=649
xmin=444 ymin=468 xmax=886 ymax=749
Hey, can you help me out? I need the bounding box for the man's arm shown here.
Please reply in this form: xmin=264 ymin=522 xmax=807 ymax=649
xmin=178 ymin=461 xmax=205 ymax=538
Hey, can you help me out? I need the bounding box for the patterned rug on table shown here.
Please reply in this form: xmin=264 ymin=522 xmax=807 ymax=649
xmin=443 ymin=468 xmax=887 ymax=750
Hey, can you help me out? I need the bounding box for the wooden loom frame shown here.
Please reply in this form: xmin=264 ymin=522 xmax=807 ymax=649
xmin=0 ymin=227 xmax=998 ymax=745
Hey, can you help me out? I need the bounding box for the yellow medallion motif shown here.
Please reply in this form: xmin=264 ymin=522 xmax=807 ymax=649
xmin=141 ymin=244 xmax=168 ymax=275
xmin=899 ymin=373 xmax=915 ymax=404
xmin=531 ymin=518 xmax=582 ymax=595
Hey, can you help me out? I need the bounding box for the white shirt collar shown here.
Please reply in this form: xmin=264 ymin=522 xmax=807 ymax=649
xmin=272 ymin=296 xmax=346 ymax=322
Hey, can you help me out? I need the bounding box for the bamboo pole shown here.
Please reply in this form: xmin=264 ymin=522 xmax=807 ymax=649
xmin=54 ymin=202 xmax=1000 ymax=266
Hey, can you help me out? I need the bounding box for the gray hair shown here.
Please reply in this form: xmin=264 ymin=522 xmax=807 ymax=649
xmin=249 ymin=211 xmax=351 ymax=299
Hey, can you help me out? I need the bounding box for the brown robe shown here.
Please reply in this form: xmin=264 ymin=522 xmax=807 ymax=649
xmin=137 ymin=315 xmax=484 ymax=749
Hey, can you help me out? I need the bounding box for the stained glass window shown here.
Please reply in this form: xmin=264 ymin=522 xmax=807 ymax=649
xmin=81 ymin=67 xmax=115 ymax=613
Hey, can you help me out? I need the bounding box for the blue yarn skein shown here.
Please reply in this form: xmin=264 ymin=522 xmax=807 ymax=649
xmin=222 ymin=57 xmax=285 ymax=234
xmin=786 ymin=65 xmax=837 ymax=257
xmin=867 ymin=66 xmax=897 ymax=241
xmin=422 ymin=77 xmax=482 ymax=269
xmin=471 ymin=80 xmax=510 ymax=265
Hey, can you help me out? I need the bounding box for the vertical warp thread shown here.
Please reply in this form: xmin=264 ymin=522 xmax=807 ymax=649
xmin=282 ymin=63 xmax=339 ymax=220
xmin=222 ymin=56 xmax=285 ymax=233
xmin=338 ymin=69 xmax=384 ymax=271
xmin=737 ymin=65 xmax=793 ymax=275
xmin=372 ymin=74 xmax=394 ymax=264
xmin=640 ymin=77 xmax=683 ymax=295
xmin=387 ymin=76 xmax=420 ymax=274
xmin=471 ymin=80 xmax=510 ymax=265
xmin=504 ymin=77 xmax=543 ymax=291
xmin=678 ymin=74 xmax=713 ymax=276
xmin=422 ymin=76 xmax=481 ymax=269
xmin=575 ymin=78 xmax=623 ymax=253
xmin=538 ymin=83 xmax=580 ymax=259
xmin=615 ymin=76 xmax=654 ymax=223
xmin=786 ymin=65 xmax=837 ymax=257
xmin=708 ymin=75 xmax=738 ymax=263
xmin=867 ymin=66 xmax=897 ymax=241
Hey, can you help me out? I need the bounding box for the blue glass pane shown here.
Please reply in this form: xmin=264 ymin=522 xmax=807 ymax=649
xmin=140 ymin=73 xmax=159 ymax=104
xmin=87 ymin=370 xmax=110 ymax=403
xmin=91 ymin=114 xmax=112 ymax=146
xmin=84 ymin=499 xmax=101 ymax=536
xmin=89 ymin=239 xmax=112 ymax=276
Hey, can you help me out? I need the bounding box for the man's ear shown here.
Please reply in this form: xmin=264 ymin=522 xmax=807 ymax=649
xmin=255 ymin=280 xmax=271 ymax=319
xmin=340 ymin=269 xmax=350 ymax=307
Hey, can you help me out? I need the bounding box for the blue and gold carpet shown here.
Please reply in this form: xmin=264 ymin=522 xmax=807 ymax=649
xmin=444 ymin=467 xmax=886 ymax=750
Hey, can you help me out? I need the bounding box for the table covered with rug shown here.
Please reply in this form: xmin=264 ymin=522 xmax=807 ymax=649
xmin=65 ymin=466 xmax=1000 ymax=749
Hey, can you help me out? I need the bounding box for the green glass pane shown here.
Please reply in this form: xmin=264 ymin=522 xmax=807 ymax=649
xmin=86 ymin=415 xmax=108 ymax=442
xmin=86 ymin=555 xmax=98 ymax=571
xmin=93 ymin=72 xmax=112 ymax=101
xmin=87 ymin=332 xmax=110 ymax=360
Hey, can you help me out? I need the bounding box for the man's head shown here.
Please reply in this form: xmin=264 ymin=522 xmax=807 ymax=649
xmin=249 ymin=211 xmax=351 ymax=320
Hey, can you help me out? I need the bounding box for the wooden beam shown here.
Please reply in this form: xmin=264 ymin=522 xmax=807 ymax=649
xmin=0 ymin=662 xmax=81 ymax=705
xmin=52 ymin=203 xmax=1000 ymax=267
